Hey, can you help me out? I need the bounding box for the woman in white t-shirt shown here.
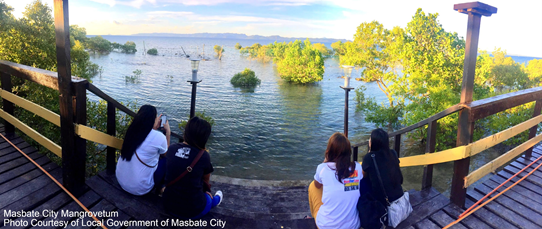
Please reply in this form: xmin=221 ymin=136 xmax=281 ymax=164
xmin=116 ymin=105 xmax=171 ymax=196
xmin=308 ymin=132 xmax=362 ymax=229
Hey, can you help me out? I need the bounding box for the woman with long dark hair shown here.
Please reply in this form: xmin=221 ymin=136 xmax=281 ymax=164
xmin=163 ymin=116 xmax=223 ymax=219
xmin=116 ymin=105 xmax=171 ymax=195
xmin=308 ymin=132 xmax=362 ymax=229
xmin=362 ymin=128 xmax=403 ymax=207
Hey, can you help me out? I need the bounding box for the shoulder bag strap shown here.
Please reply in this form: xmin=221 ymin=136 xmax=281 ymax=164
xmin=371 ymin=153 xmax=391 ymax=206
xmin=166 ymin=149 xmax=205 ymax=187
xmin=135 ymin=151 xmax=157 ymax=168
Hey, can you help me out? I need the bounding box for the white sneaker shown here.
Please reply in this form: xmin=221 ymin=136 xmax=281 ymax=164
xmin=215 ymin=190 xmax=223 ymax=206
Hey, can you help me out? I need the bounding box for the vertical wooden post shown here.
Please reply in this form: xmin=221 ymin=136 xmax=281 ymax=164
xmin=73 ymin=81 xmax=87 ymax=195
xmin=525 ymin=100 xmax=542 ymax=158
xmin=1 ymin=72 xmax=15 ymax=136
xmin=54 ymin=0 xmax=83 ymax=195
xmin=352 ymin=146 xmax=358 ymax=162
xmin=106 ymin=101 xmax=116 ymax=174
xmin=450 ymin=2 xmax=496 ymax=208
xmin=422 ymin=120 xmax=437 ymax=190
xmin=394 ymin=134 xmax=401 ymax=155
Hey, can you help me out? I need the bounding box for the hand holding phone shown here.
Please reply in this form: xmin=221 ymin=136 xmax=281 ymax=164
xmin=160 ymin=115 xmax=167 ymax=127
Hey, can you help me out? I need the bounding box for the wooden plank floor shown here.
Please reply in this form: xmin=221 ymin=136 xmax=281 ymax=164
xmin=1 ymin=126 xmax=541 ymax=228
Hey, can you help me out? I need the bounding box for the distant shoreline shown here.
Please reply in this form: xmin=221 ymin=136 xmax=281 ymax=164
xmin=88 ymin=33 xmax=349 ymax=44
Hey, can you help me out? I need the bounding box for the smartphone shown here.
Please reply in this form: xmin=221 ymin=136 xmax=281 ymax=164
xmin=160 ymin=115 xmax=167 ymax=127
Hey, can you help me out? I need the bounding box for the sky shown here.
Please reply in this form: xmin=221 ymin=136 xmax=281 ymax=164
xmin=6 ymin=0 xmax=542 ymax=57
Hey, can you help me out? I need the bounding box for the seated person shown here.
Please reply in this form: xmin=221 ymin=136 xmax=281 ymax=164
xmin=308 ymin=132 xmax=362 ymax=229
xmin=116 ymin=105 xmax=171 ymax=196
xmin=163 ymin=116 xmax=223 ymax=219
xmin=362 ymin=128 xmax=404 ymax=208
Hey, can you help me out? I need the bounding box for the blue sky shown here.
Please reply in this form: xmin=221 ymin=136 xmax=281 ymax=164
xmin=7 ymin=0 xmax=542 ymax=57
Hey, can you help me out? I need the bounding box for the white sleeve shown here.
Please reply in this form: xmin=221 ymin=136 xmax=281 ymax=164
xmin=357 ymin=163 xmax=363 ymax=179
xmin=314 ymin=164 xmax=324 ymax=183
xmin=154 ymin=130 xmax=168 ymax=154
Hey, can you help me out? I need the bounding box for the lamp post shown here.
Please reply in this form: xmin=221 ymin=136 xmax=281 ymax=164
xmin=189 ymin=58 xmax=201 ymax=119
xmin=340 ymin=65 xmax=354 ymax=137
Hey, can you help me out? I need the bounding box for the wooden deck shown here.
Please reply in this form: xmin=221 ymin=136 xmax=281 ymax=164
xmin=1 ymin=128 xmax=542 ymax=228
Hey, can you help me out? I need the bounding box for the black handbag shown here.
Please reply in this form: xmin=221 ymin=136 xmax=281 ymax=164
xmin=357 ymin=176 xmax=388 ymax=229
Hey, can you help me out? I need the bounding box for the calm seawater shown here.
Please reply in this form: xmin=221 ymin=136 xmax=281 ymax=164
xmin=89 ymin=35 xmax=540 ymax=194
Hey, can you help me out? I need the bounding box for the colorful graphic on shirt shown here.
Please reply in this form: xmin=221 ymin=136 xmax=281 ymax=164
xmin=343 ymin=170 xmax=360 ymax=191
xmin=348 ymin=170 xmax=358 ymax=178
xmin=175 ymin=147 xmax=190 ymax=159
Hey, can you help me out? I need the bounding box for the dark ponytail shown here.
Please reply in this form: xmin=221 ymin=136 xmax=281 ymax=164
xmin=120 ymin=105 xmax=157 ymax=161
xmin=370 ymin=128 xmax=400 ymax=184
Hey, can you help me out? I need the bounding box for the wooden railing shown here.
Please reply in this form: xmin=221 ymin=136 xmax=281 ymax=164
xmin=0 ymin=59 xmax=183 ymax=194
xmin=352 ymin=87 xmax=542 ymax=206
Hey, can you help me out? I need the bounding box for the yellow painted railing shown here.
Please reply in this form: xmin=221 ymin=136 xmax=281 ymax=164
xmin=0 ymin=109 xmax=62 ymax=156
xmin=354 ymin=114 xmax=542 ymax=186
xmin=0 ymin=88 xmax=124 ymax=156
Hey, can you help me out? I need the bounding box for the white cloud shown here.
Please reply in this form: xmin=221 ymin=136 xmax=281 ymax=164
xmin=89 ymin=0 xmax=157 ymax=8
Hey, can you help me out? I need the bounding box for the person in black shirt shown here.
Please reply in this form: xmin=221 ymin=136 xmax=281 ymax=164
xmin=162 ymin=117 xmax=223 ymax=219
xmin=362 ymin=128 xmax=404 ymax=207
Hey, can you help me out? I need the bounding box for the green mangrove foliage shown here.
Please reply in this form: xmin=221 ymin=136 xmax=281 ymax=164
xmin=346 ymin=9 xmax=541 ymax=150
xmin=231 ymin=68 xmax=261 ymax=87
xmin=110 ymin=41 xmax=138 ymax=54
xmin=239 ymin=39 xmax=324 ymax=84
xmin=214 ymin=45 xmax=225 ymax=60
xmin=312 ymin=43 xmax=333 ymax=57
xmin=121 ymin=41 xmax=137 ymax=54
xmin=125 ymin=69 xmax=142 ymax=84
xmin=234 ymin=43 xmax=242 ymax=50
xmin=147 ymin=48 xmax=158 ymax=55
xmin=277 ymin=40 xmax=324 ymax=83
xmin=471 ymin=50 xmax=542 ymax=145
xmin=87 ymin=35 xmax=112 ymax=53
xmin=0 ymin=0 xmax=135 ymax=176
xmin=342 ymin=9 xmax=465 ymax=148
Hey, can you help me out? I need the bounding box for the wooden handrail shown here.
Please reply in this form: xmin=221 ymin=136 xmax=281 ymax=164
xmin=465 ymin=133 xmax=542 ymax=187
xmin=353 ymin=88 xmax=542 ymax=149
xmin=0 ymin=109 xmax=62 ymax=156
xmin=88 ymin=83 xmax=136 ymax=116
xmin=351 ymin=103 xmax=465 ymax=148
xmin=0 ymin=89 xmax=60 ymax=126
xmin=468 ymin=114 xmax=542 ymax=156
xmin=389 ymin=104 xmax=466 ymax=138
xmin=352 ymin=88 xmax=542 ymax=193
xmin=467 ymin=87 xmax=542 ymax=121
xmin=0 ymin=88 xmax=124 ymax=149
xmin=0 ymin=60 xmax=86 ymax=91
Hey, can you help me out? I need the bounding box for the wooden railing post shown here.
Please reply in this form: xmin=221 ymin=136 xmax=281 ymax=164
xmin=106 ymin=101 xmax=116 ymax=174
xmin=1 ymin=72 xmax=15 ymax=136
xmin=394 ymin=134 xmax=401 ymax=155
xmin=525 ymin=100 xmax=542 ymax=158
xmin=72 ymin=81 xmax=87 ymax=194
xmin=422 ymin=120 xmax=437 ymax=190
xmin=450 ymin=2 xmax=496 ymax=208
xmin=54 ymin=0 xmax=84 ymax=195
xmin=352 ymin=146 xmax=358 ymax=162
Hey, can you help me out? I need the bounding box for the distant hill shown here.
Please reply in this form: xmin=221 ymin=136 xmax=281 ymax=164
xmin=131 ymin=32 xmax=349 ymax=43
